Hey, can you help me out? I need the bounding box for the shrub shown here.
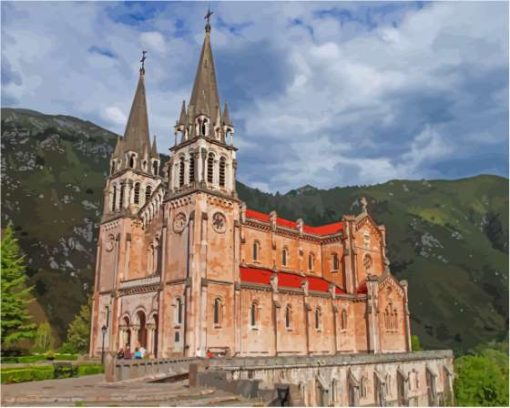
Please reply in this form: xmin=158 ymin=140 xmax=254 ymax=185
xmin=455 ymin=342 xmax=509 ymax=406
xmin=1 ymin=366 xmax=54 ymax=383
xmin=77 ymin=364 xmax=104 ymax=376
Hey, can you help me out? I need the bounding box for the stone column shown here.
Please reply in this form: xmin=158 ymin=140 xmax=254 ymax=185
xmin=401 ymin=280 xmax=412 ymax=352
xmin=130 ymin=325 xmax=140 ymax=352
xmin=146 ymin=323 xmax=156 ymax=356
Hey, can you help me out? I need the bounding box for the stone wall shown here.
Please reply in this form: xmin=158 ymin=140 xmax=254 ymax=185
xmin=203 ymin=350 xmax=454 ymax=406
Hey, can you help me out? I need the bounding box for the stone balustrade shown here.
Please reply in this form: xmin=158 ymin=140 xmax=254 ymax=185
xmin=119 ymin=275 xmax=161 ymax=290
xmin=110 ymin=356 xmax=199 ymax=382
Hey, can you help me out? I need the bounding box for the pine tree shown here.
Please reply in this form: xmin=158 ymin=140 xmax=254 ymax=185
xmin=62 ymin=298 xmax=91 ymax=354
xmin=1 ymin=226 xmax=36 ymax=349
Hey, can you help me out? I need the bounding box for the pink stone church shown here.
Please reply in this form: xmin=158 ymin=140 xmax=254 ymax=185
xmin=90 ymin=21 xmax=412 ymax=360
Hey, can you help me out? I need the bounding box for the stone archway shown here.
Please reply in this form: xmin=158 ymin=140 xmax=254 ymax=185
xmin=137 ymin=310 xmax=147 ymax=348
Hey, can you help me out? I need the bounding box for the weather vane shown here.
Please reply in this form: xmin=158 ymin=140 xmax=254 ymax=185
xmin=204 ymin=8 xmax=213 ymax=31
xmin=140 ymin=50 xmax=148 ymax=74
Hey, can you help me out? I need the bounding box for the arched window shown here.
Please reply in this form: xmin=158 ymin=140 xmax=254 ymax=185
xmin=392 ymin=309 xmax=398 ymax=331
xmin=207 ymin=153 xmax=214 ymax=184
xmin=142 ymin=160 xmax=147 ymax=171
xmin=308 ymin=253 xmax=315 ymax=271
xmin=179 ymin=157 xmax=185 ymax=187
xmin=360 ymin=377 xmax=368 ymax=398
xmin=250 ymin=301 xmax=258 ymax=327
xmin=110 ymin=161 xmax=115 ymax=175
xmin=134 ymin=183 xmax=141 ymax=204
xmin=315 ymin=307 xmax=321 ymax=330
xmin=129 ymin=154 xmax=135 ymax=168
xmin=282 ymin=247 xmax=289 ymax=266
xmin=331 ymin=379 xmax=338 ymax=404
xmin=152 ymin=161 xmax=158 ymax=175
xmin=213 ymin=298 xmax=222 ymax=326
xmin=189 ymin=154 xmax=195 ymax=183
xmin=384 ymin=306 xmax=390 ymax=330
xmin=201 ymin=119 xmax=208 ymax=136
xmin=332 ymin=253 xmax=339 ymax=270
xmin=175 ymin=297 xmax=184 ymax=325
xmin=119 ymin=184 xmax=125 ymax=208
xmin=111 ymin=185 xmax=117 ymax=211
xmin=219 ymin=157 xmax=226 ymax=187
xmin=253 ymin=241 xmax=260 ymax=262
xmin=364 ymin=254 xmax=373 ymax=274
xmin=145 ymin=185 xmax=152 ymax=203
xmin=341 ymin=309 xmax=348 ymax=330
xmin=285 ymin=305 xmax=292 ymax=329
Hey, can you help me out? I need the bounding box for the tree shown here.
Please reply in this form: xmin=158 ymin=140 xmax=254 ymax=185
xmin=411 ymin=335 xmax=423 ymax=351
xmin=33 ymin=322 xmax=55 ymax=353
xmin=1 ymin=226 xmax=36 ymax=350
xmin=61 ymin=298 xmax=91 ymax=354
xmin=455 ymin=342 xmax=509 ymax=406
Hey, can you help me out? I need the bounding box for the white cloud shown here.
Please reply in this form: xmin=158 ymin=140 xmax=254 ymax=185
xmin=1 ymin=1 xmax=507 ymax=192
xmin=140 ymin=31 xmax=167 ymax=54
xmin=102 ymin=106 xmax=127 ymax=126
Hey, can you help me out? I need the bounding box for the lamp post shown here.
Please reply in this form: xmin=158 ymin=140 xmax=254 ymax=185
xmin=101 ymin=325 xmax=107 ymax=364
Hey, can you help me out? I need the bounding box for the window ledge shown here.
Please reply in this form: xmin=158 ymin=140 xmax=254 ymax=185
xmin=250 ymin=326 xmax=259 ymax=331
xmin=214 ymin=324 xmax=222 ymax=329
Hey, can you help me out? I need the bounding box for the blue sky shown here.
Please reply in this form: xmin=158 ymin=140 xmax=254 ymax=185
xmin=2 ymin=1 xmax=508 ymax=193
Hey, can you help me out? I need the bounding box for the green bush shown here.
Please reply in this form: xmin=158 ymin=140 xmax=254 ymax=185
xmin=0 ymin=362 xmax=101 ymax=383
xmin=1 ymin=353 xmax=79 ymax=364
xmin=77 ymin=364 xmax=104 ymax=376
xmin=454 ymin=342 xmax=509 ymax=406
xmin=1 ymin=365 xmax=54 ymax=383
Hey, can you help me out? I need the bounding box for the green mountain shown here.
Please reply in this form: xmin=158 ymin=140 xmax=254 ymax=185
xmin=1 ymin=108 xmax=508 ymax=353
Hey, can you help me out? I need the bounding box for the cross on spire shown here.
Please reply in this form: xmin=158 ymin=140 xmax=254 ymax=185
xmin=140 ymin=50 xmax=148 ymax=74
xmin=204 ymin=8 xmax=213 ymax=32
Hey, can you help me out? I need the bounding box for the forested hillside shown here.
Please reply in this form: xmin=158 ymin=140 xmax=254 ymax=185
xmin=1 ymin=108 xmax=508 ymax=352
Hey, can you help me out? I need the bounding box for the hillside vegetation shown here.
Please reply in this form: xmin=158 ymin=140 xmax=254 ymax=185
xmin=1 ymin=108 xmax=508 ymax=352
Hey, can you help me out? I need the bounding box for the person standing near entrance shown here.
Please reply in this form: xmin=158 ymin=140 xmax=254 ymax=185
xmin=140 ymin=345 xmax=146 ymax=358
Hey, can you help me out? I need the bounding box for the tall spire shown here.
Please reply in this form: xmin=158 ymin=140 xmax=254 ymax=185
xmin=123 ymin=61 xmax=151 ymax=156
xmin=188 ymin=13 xmax=220 ymax=117
xmin=151 ymin=135 xmax=159 ymax=158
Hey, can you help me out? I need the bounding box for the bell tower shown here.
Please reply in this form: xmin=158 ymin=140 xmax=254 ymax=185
xmin=168 ymin=17 xmax=237 ymax=199
xmin=104 ymin=61 xmax=161 ymax=220
xmin=163 ymin=15 xmax=241 ymax=358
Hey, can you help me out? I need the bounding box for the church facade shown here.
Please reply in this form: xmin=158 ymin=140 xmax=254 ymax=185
xmin=89 ymin=22 xmax=413 ymax=361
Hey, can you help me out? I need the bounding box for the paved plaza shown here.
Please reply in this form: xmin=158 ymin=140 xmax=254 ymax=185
xmin=1 ymin=374 xmax=258 ymax=406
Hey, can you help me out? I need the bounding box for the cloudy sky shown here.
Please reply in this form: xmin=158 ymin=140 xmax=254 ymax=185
xmin=2 ymin=1 xmax=508 ymax=193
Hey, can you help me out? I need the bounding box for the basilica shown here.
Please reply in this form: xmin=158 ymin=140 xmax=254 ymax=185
xmin=89 ymin=20 xmax=412 ymax=360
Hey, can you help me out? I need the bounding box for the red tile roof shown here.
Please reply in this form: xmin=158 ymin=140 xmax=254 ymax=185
xmin=240 ymin=266 xmax=272 ymax=285
xmin=357 ymin=281 xmax=368 ymax=294
xmin=240 ymin=266 xmax=346 ymax=295
xmin=245 ymin=209 xmax=270 ymax=222
xmin=245 ymin=208 xmax=343 ymax=236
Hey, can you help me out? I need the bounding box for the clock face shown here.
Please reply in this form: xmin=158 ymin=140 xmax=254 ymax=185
xmin=173 ymin=213 xmax=187 ymax=233
xmin=212 ymin=212 xmax=226 ymax=233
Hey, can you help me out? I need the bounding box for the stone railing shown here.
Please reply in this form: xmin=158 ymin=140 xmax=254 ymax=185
xmin=206 ymin=350 xmax=454 ymax=371
xmin=119 ymin=275 xmax=161 ymax=290
xmin=107 ymin=355 xmax=200 ymax=382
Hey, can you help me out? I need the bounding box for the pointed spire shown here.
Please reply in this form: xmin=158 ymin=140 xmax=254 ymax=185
xmin=188 ymin=19 xmax=220 ymax=117
xmin=222 ymin=102 xmax=232 ymax=127
xmin=178 ymin=100 xmax=187 ymax=125
xmin=151 ymin=136 xmax=159 ymax=158
xmin=123 ymin=68 xmax=151 ymax=156
xmin=112 ymin=136 xmax=125 ymax=159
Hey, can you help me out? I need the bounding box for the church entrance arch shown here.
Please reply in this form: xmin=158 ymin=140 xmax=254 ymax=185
xmin=137 ymin=310 xmax=147 ymax=348
xmin=123 ymin=316 xmax=131 ymax=348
